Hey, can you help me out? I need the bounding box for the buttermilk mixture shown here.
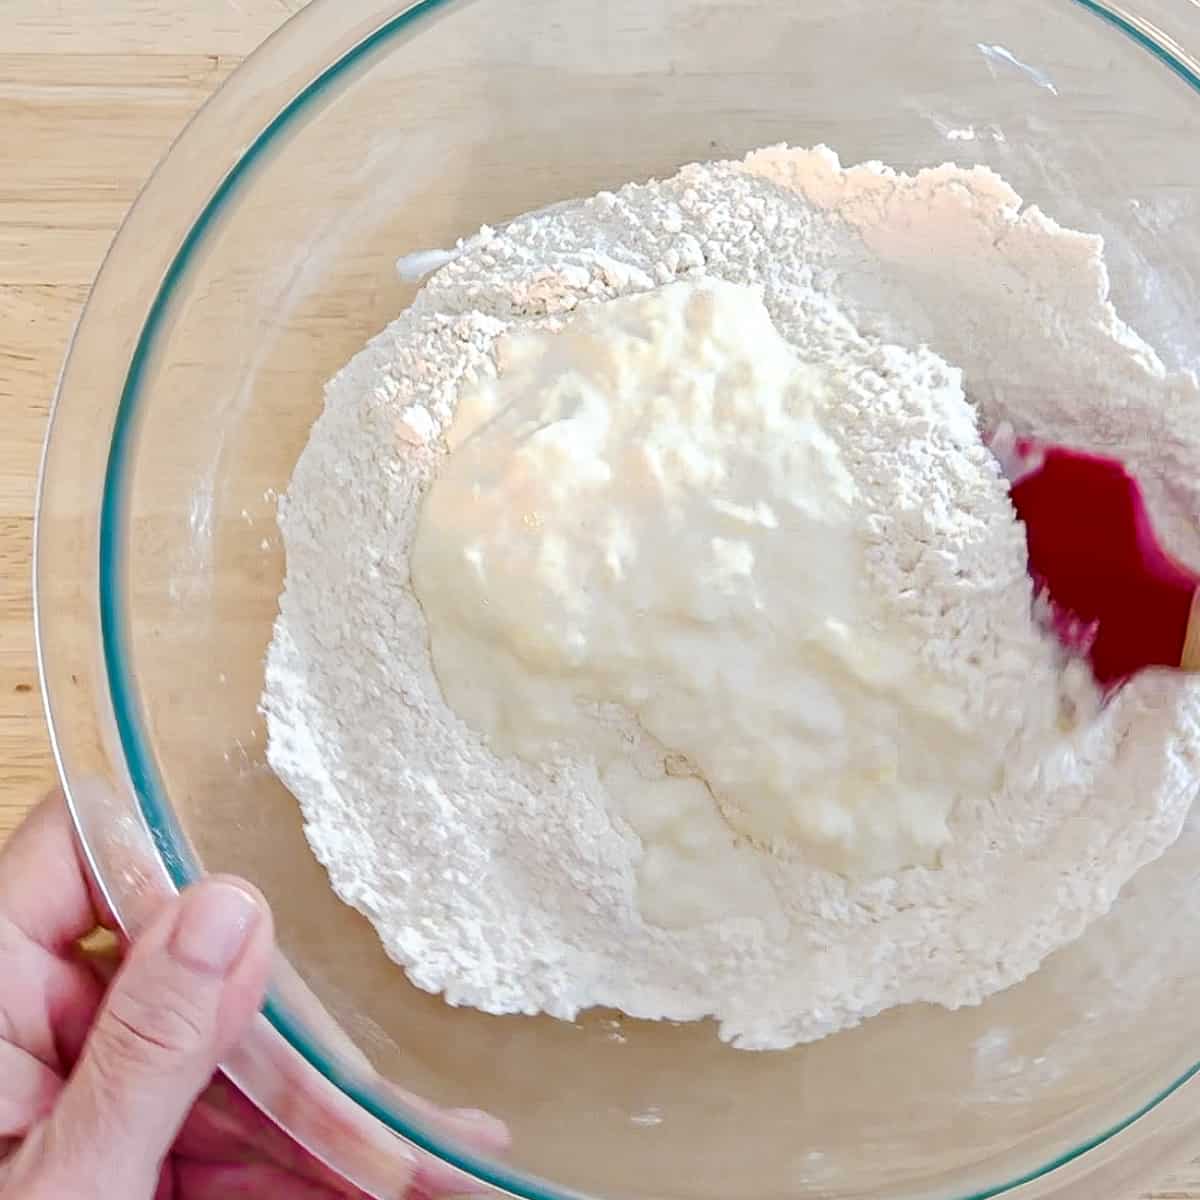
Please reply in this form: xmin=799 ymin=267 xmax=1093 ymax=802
xmin=262 ymin=146 xmax=1200 ymax=1050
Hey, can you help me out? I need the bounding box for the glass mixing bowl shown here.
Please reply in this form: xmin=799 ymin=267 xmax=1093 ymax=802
xmin=35 ymin=0 xmax=1200 ymax=1196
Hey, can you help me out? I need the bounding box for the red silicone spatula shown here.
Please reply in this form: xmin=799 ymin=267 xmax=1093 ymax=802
xmin=995 ymin=431 xmax=1200 ymax=686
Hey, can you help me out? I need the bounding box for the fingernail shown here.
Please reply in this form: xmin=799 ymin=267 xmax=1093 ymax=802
xmin=449 ymin=1108 xmax=494 ymax=1125
xmin=169 ymin=880 xmax=261 ymax=976
xmin=448 ymin=1107 xmax=510 ymax=1145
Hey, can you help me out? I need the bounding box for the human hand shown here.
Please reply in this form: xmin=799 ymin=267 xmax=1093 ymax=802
xmin=0 ymin=792 xmax=502 ymax=1199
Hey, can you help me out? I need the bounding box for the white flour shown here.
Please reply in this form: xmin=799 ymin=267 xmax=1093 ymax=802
xmin=263 ymin=146 xmax=1200 ymax=1049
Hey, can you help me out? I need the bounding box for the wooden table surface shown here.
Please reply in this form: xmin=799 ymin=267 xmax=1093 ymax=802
xmin=1 ymin=3 xmax=1198 ymax=1196
xmin=0 ymin=0 xmax=306 ymax=839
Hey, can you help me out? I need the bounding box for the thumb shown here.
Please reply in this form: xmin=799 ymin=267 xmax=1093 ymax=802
xmin=40 ymin=877 xmax=273 ymax=1197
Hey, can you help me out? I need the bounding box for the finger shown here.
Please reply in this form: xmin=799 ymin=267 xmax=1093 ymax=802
xmin=194 ymin=952 xmax=507 ymax=1198
xmin=0 ymin=914 xmax=104 ymax=1073
xmin=176 ymin=1072 xmax=505 ymax=1199
xmin=366 ymin=1077 xmax=510 ymax=1157
xmin=407 ymin=1106 xmax=510 ymax=1198
xmin=182 ymin=1077 xmax=390 ymax=1198
xmin=30 ymin=949 xmax=104 ymax=1073
xmin=47 ymin=954 xmax=105 ymax=1069
xmin=0 ymin=792 xmax=102 ymax=952
xmin=175 ymin=1159 xmax=348 ymax=1199
xmin=0 ymin=1042 xmax=62 ymax=1138
xmin=36 ymin=877 xmax=273 ymax=1197
xmin=367 ymin=1096 xmax=507 ymax=1198
xmin=434 ymin=1108 xmax=509 ymax=1155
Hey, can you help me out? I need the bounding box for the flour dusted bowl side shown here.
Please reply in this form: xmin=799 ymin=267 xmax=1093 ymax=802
xmin=36 ymin=0 xmax=1200 ymax=1197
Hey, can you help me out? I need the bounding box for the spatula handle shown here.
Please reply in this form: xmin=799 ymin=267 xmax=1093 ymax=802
xmin=1181 ymin=588 xmax=1200 ymax=671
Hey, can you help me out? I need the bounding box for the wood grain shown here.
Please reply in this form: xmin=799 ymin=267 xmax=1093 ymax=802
xmin=1 ymin=4 xmax=1198 ymax=1196
xmin=0 ymin=1 xmax=290 ymax=847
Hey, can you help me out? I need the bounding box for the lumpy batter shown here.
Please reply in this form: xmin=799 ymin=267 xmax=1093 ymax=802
xmin=414 ymin=279 xmax=1028 ymax=886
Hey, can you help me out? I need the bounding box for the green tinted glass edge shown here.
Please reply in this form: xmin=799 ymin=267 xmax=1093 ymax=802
xmin=96 ymin=2 xmax=1200 ymax=1198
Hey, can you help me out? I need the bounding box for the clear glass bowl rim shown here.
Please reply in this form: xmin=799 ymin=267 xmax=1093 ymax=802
xmin=36 ymin=0 xmax=1200 ymax=1196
